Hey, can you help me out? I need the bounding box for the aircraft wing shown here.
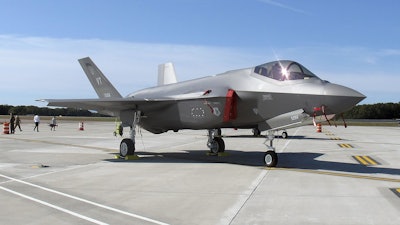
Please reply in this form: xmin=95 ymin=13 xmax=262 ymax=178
xmin=40 ymin=97 xmax=174 ymax=116
xmin=40 ymin=92 xmax=219 ymax=116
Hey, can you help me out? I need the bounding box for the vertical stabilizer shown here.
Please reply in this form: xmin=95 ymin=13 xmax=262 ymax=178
xmin=78 ymin=57 xmax=122 ymax=99
xmin=158 ymin=62 xmax=177 ymax=86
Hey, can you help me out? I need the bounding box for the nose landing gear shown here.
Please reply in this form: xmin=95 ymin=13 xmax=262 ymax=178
xmin=264 ymin=130 xmax=278 ymax=167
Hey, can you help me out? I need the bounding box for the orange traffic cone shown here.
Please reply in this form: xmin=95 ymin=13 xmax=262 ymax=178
xmin=3 ymin=122 xmax=10 ymax=134
xmin=316 ymin=123 xmax=322 ymax=133
xmin=79 ymin=121 xmax=84 ymax=131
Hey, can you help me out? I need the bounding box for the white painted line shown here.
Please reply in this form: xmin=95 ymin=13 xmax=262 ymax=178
xmin=219 ymin=169 xmax=269 ymax=225
xmin=0 ymin=186 xmax=108 ymax=225
xmin=219 ymin=128 xmax=301 ymax=225
xmin=0 ymin=164 xmax=92 ymax=185
xmin=279 ymin=127 xmax=302 ymax=153
xmin=0 ymin=173 xmax=169 ymax=225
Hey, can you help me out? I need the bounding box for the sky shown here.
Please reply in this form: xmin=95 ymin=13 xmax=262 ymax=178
xmin=0 ymin=0 xmax=399 ymax=107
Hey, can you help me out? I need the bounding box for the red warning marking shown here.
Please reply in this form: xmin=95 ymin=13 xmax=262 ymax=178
xmin=223 ymin=89 xmax=237 ymax=122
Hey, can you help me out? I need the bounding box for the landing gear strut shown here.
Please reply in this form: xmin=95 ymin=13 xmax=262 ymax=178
xmin=119 ymin=111 xmax=140 ymax=157
xmin=264 ymin=130 xmax=278 ymax=167
xmin=252 ymin=128 xmax=261 ymax=136
xmin=207 ymin=129 xmax=225 ymax=154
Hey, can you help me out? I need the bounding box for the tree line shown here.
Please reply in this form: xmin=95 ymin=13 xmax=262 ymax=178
xmin=0 ymin=105 xmax=108 ymax=117
xmin=1 ymin=102 xmax=400 ymax=119
xmin=343 ymin=102 xmax=400 ymax=119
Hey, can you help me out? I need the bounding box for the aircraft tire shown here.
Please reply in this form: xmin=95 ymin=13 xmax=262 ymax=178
xmin=281 ymin=131 xmax=288 ymax=139
xmin=215 ymin=137 xmax=225 ymax=153
xmin=120 ymin=138 xmax=135 ymax=157
xmin=210 ymin=137 xmax=225 ymax=154
xmin=264 ymin=151 xmax=278 ymax=167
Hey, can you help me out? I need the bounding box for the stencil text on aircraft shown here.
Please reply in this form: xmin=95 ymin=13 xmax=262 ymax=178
xmin=96 ymin=77 xmax=102 ymax=85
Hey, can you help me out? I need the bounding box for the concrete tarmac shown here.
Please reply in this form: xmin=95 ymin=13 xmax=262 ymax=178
xmin=0 ymin=120 xmax=399 ymax=225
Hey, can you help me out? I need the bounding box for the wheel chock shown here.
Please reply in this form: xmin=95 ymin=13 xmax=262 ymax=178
xmin=124 ymin=155 xmax=140 ymax=160
xmin=206 ymin=152 xmax=229 ymax=157
xmin=114 ymin=155 xmax=140 ymax=160
xmin=31 ymin=164 xmax=50 ymax=169
xmin=218 ymin=152 xmax=229 ymax=157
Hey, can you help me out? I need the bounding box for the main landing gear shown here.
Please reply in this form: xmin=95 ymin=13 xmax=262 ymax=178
xmin=207 ymin=129 xmax=225 ymax=154
xmin=119 ymin=111 xmax=140 ymax=157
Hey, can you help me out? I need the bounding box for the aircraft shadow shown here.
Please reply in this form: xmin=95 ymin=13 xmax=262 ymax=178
xmin=105 ymin=150 xmax=400 ymax=176
xmin=223 ymin=135 xmax=340 ymax=141
xmin=278 ymin=152 xmax=400 ymax=176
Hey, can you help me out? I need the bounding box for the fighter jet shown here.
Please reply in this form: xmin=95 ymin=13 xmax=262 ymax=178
xmin=42 ymin=57 xmax=365 ymax=167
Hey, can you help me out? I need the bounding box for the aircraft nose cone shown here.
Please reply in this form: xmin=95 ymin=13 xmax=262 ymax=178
xmin=323 ymin=83 xmax=366 ymax=114
xmin=324 ymin=83 xmax=366 ymax=99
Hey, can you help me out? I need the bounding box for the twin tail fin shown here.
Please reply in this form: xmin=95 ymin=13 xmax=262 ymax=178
xmin=78 ymin=57 xmax=123 ymax=99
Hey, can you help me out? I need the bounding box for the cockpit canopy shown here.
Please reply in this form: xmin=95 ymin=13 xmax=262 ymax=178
xmin=254 ymin=60 xmax=318 ymax=81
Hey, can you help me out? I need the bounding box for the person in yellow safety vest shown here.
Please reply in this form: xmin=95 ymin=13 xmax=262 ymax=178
xmin=113 ymin=121 xmax=123 ymax=137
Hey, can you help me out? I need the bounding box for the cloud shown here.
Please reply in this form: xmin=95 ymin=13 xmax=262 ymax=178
xmin=0 ymin=35 xmax=398 ymax=106
xmin=257 ymin=0 xmax=308 ymax=14
xmin=0 ymin=35 xmax=262 ymax=106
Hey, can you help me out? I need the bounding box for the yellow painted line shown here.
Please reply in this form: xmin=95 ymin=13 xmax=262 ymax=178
xmin=354 ymin=156 xmax=368 ymax=165
xmin=267 ymin=167 xmax=400 ymax=183
xmin=338 ymin=143 xmax=353 ymax=148
xmin=353 ymin=156 xmax=379 ymax=166
xmin=363 ymin=156 xmax=378 ymax=165
xmin=391 ymin=188 xmax=400 ymax=198
xmin=330 ymin=137 xmax=341 ymax=140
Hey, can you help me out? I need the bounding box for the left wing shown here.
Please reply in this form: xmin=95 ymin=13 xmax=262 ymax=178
xmin=40 ymin=97 xmax=174 ymax=116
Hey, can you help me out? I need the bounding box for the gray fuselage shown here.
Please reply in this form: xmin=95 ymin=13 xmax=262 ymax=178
xmin=127 ymin=61 xmax=364 ymax=134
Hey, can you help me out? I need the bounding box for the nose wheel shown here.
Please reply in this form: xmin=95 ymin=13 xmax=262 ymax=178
xmin=264 ymin=150 xmax=278 ymax=167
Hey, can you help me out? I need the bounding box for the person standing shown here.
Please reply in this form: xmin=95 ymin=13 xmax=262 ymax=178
xmin=9 ymin=113 xmax=15 ymax=134
xmin=15 ymin=115 xmax=22 ymax=131
xmin=50 ymin=116 xmax=57 ymax=131
xmin=33 ymin=114 xmax=40 ymax=132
